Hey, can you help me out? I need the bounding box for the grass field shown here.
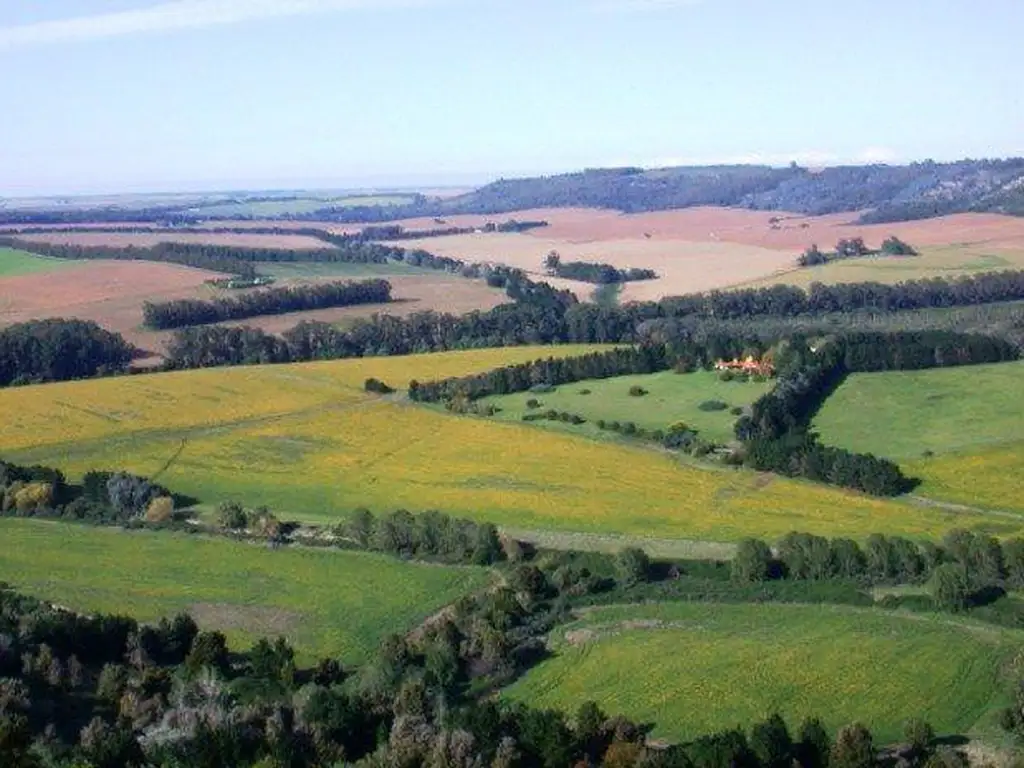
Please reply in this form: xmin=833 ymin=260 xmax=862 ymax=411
xmin=737 ymin=243 xmax=1024 ymax=290
xmin=258 ymin=260 xmax=429 ymax=279
xmin=0 ymin=247 xmax=80 ymax=276
xmin=814 ymin=362 xmax=1024 ymax=460
xmin=1 ymin=348 xmax=1018 ymax=542
xmin=479 ymin=370 xmax=771 ymax=444
xmin=814 ymin=362 xmax=1024 ymax=512
xmin=0 ymin=517 xmax=490 ymax=662
xmin=192 ymin=195 xmax=416 ymax=217
xmin=503 ymin=602 xmax=1020 ymax=743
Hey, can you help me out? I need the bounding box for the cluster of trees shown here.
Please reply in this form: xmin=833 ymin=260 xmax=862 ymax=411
xmin=544 ymin=252 xmax=658 ymax=284
xmin=0 ymin=319 xmax=135 ymax=387
xmin=0 ymin=458 xmax=174 ymax=524
xmin=409 ymin=346 xmax=671 ymax=403
xmin=797 ymin=237 xmax=917 ymax=268
xmin=360 ymin=218 xmax=548 ymax=240
xmin=142 ymin=279 xmax=392 ymax=330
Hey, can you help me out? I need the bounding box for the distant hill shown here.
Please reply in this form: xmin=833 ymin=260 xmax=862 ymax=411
xmin=440 ymin=159 xmax=1024 ymax=222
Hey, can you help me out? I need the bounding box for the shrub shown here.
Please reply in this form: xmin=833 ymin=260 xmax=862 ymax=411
xmin=615 ymin=547 xmax=651 ymax=585
xmin=578 ymin=388 xmax=591 ymax=395
xmin=217 ymin=501 xmax=249 ymax=531
xmin=595 ymin=419 xmax=607 ymax=429
xmin=621 ymin=422 xmax=637 ymax=435
xmin=719 ymin=370 xmax=735 ymax=382
xmin=698 ymin=400 xmax=729 ymax=412
xmin=13 ymin=482 xmax=53 ymax=514
xmin=628 ymin=385 xmax=648 ymax=397
xmin=730 ymin=406 xmax=744 ymax=416
xmin=525 ymin=398 xmax=541 ymax=409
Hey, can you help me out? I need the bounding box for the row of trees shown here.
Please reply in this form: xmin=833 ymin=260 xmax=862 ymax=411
xmin=409 ymin=346 xmax=672 ymax=403
xmin=142 ymin=279 xmax=392 ymax=330
xmin=0 ymin=319 xmax=135 ymax=388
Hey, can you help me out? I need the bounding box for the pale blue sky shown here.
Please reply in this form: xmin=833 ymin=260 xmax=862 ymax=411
xmin=1 ymin=0 xmax=1021 ymax=195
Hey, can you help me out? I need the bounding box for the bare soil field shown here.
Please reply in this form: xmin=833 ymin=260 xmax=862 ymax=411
xmin=0 ymin=260 xmax=507 ymax=362
xmin=16 ymin=231 xmax=330 ymax=250
xmin=399 ymin=232 xmax=795 ymax=301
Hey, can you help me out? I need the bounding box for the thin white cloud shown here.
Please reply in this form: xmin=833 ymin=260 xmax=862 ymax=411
xmin=0 ymin=0 xmax=435 ymax=50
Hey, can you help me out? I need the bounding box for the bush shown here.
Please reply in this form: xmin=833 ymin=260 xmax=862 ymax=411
xmin=719 ymin=370 xmax=735 ymax=382
xmin=595 ymin=419 xmax=607 ymax=429
xmin=525 ymin=398 xmax=541 ymax=409
xmin=615 ymin=547 xmax=651 ymax=585
xmin=145 ymin=496 xmax=175 ymax=524
xmin=578 ymin=388 xmax=591 ymax=395
xmin=621 ymin=422 xmax=637 ymax=435
xmin=730 ymin=406 xmax=744 ymax=416
xmin=364 ymin=377 xmax=395 ymax=395
xmin=698 ymin=400 xmax=729 ymax=412
xmin=628 ymin=385 xmax=648 ymax=397
xmin=217 ymin=501 xmax=249 ymax=531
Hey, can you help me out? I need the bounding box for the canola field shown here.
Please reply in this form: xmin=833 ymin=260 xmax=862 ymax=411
xmin=504 ymin=602 xmax=1017 ymax=743
xmin=0 ymin=517 xmax=490 ymax=663
xmin=1 ymin=347 xmax=1020 ymax=542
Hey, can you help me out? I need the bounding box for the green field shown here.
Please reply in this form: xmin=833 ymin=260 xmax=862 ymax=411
xmin=258 ymin=260 xmax=430 ymax=279
xmin=479 ymin=370 xmax=772 ymax=444
xmin=814 ymin=362 xmax=1024 ymax=460
xmin=0 ymin=247 xmax=81 ymax=277
xmin=738 ymin=243 xmax=1024 ymax=290
xmin=814 ymin=361 xmax=1024 ymax=512
xmin=0 ymin=518 xmax=489 ymax=662
xmin=504 ymin=602 xmax=1019 ymax=743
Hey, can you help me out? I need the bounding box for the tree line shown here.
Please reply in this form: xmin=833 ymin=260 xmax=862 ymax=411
xmin=796 ymin=237 xmax=917 ymax=267
xmin=142 ymin=279 xmax=392 ymax=330
xmin=0 ymin=320 xmax=136 ymax=388
xmin=544 ymin=251 xmax=658 ymax=284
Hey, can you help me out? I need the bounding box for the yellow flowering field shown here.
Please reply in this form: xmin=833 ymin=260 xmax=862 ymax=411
xmin=1 ymin=345 xmax=1019 ymax=541
xmin=504 ymin=602 xmax=1017 ymax=743
xmin=905 ymin=443 xmax=1024 ymax=514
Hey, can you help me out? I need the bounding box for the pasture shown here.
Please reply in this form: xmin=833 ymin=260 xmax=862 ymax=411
xmin=479 ymin=369 xmax=772 ymax=444
xmin=814 ymin=361 xmax=1024 ymax=513
xmin=0 ymin=246 xmax=83 ymax=276
xmin=814 ymin=362 xmax=1024 ymax=461
xmin=0 ymin=348 xmax=1017 ymax=542
xmin=0 ymin=517 xmax=490 ymax=662
xmin=503 ymin=602 xmax=1018 ymax=743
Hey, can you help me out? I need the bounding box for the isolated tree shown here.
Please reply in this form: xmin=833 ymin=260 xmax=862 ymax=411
xmin=830 ymin=723 xmax=875 ymax=768
xmin=544 ymin=251 xmax=562 ymax=273
xmin=732 ymin=538 xmax=774 ymax=583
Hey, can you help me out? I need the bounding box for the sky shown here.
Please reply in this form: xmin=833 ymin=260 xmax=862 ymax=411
xmin=1 ymin=0 xmax=1022 ymax=196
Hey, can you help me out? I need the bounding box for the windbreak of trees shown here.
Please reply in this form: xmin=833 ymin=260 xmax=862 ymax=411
xmin=410 ymin=346 xmax=672 ymax=403
xmin=0 ymin=319 xmax=135 ymax=387
xmin=142 ymin=279 xmax=392 ymax=330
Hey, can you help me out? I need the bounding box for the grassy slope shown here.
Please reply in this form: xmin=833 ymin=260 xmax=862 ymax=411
xmin=737 ymin=243 xmax=1024 ymax=290
xmin=0 ymin=348 xmax=1018 ymax=542
xmin=814 ymin=362 xmax=1024 ymax=512
xmin=0 ymin=247 xmax=80 ymax=277
xmin=480 ymin=370 xmax=771 ymax=444
xmin=0 ymin=518 xmax=489 ymax=662
xmin=504 ymin=602 xmax=1019 ymax=744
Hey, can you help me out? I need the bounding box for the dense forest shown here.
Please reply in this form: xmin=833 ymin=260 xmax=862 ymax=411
xmin=5 ymin=158 xmax=1024 ymax=226
xmin=0 ymin=320 xmax=136 ymax=388
xmin=142 ymin=279 xmax=392 ymax=330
